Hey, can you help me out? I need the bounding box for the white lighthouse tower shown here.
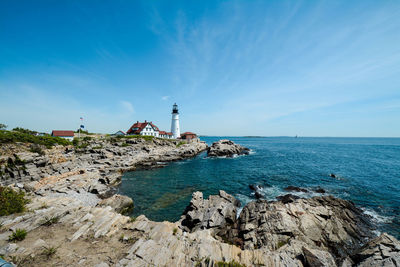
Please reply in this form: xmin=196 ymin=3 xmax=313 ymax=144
xmin=171 ymin=103 xmax=180 ymax=139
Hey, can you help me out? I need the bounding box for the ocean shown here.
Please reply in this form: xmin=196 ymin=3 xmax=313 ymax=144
xmin=118 ymin=137 xmax=400 ymax=238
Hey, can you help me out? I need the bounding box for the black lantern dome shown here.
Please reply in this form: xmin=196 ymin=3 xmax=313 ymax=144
xmin=172 ymin=103 xmax=179 ymax=114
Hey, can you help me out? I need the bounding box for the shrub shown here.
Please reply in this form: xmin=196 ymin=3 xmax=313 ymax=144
xmin=0 ymin=186 xmax=29 ymax=216
xmin=120 ymin=143 xmax=130 ymax=147
xmin=176 ymin=141 xmax=186 ymax=147
xmin=173 ymin=228 xmax=178 ymax=235
xmin=41 ymin=246 xmax=57 ymax=258
xmin=40 ymin=216 xmax=59 ymax=226
xmin=0 ymin=124 xmax=6 ymax=130
xmin=216 ymin=260 xmax=246 ymax=267
xmin=12 ymin=127 xmax=37 ymax=135
xmin=29 ymin=144 xmax=45 ymax=155
xmin=8 ymin=228 xmax=27 ymax=241
xmin=0 ymin=130 xmax=71 ymax=148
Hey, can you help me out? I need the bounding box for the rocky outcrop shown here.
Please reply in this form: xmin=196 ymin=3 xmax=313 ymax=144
xmin=207 ymin=140 xmax=250 ymax=157
xmin=97 ymin=194 xmax=134 ymax=215
xmin=180 ymin=190 xmax=240 ymax=234
xmin=237 ymin=195 xmax=375 ymax=257
xmin=348 ymin=233 xmax=400 ymax=266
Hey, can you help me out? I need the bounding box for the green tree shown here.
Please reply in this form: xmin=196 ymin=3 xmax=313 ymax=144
xmin=0 ymin=123 xmax=7 ymax=130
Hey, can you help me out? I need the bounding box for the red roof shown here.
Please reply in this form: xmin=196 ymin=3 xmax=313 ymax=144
xmin=126 ymin=121 xmax=159 ymax=135
xmin=181 ymin=132 xmax=196 ymax=136
xmin=52 ymin=130 xmax=74 ymax=137
xmin=159 ymin=131 xmax=167 ymax=135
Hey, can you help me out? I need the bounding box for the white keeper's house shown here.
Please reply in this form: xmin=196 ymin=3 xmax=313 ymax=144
xmin=126 ymin=120 xmax=173 ymax=139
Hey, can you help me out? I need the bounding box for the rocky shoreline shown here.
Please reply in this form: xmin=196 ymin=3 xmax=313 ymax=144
xmin=0 ymin=138 xmax=399 ymax=266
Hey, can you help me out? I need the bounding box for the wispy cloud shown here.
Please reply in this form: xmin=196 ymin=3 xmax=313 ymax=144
xmin=161 ymin=95 xmax=169 ymax=101
xmin=120 ymin=100 xmax=134 ymax=114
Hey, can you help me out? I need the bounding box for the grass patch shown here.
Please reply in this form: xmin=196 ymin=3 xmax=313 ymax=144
xmin=40 ymin=216 xmax=59 ymax=226
xmin=176 ymin=141 xmax=186 ymax=147
xmin=129 ymin=216 xmax=136 ymax=223
xmin=41 ymin=246 xmax=57 ymax=259
xmin=8 ymin=228 xmax=27 ymax=242
xmin=29 ymin=144 xmax=45 ymax=155
xmin=120 ymin=142 xmax=130 ymax=147
xmin=115 ymin=135 xmax=154 ymax=141
xmin=0 ymin=186 xmax=29 ymax=216
xmin=0 ymin=130 xmax=71 ymax=148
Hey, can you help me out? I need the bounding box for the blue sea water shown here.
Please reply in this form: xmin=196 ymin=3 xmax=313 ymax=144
xmin=118 ymin=137 xmax=400 ymax=238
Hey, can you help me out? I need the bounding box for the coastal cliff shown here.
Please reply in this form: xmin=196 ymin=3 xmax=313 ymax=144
xmin=0 ymin=138 xmax=399 ymax=266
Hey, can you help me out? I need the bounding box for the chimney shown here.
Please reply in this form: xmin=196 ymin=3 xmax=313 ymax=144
xmin=145 ymin=120 xmax=147 ymax=123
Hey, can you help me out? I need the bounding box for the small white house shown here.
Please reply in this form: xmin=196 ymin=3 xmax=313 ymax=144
xmin=126 ymin=121 xmax=160 ymax=137
xmin=51 ymin=130 xmax=74 ymax=141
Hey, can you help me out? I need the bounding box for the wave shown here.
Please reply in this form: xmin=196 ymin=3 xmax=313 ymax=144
xmin=361 ymin=207 xmax=393 ymax=224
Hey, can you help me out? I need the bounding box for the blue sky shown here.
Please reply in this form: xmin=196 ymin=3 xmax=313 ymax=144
xmin=1 ymin=0 xmax=399 ymax=137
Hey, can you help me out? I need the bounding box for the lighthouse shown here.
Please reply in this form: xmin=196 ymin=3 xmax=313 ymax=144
xmin=171 ymin=103 xmax=180 ymax=139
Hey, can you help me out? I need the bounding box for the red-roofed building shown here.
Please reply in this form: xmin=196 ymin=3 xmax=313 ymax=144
xmin=126 ymin=120 xmax=163 ymax=137
xmin=51 ymin=130 xmax=75 ymax=141
xmin=180 ymin=132 xmax=197 ymax=140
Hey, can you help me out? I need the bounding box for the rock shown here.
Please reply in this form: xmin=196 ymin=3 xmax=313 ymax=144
xmin=97 ymin=194 xmax=134 ymax=215
xmin=284 ymin=185 xmax=308 ymax=193
xmin=349 ymin=233 xmax=400 ymax=266
xmin=180 ymin=190 xmax=240 ymax=235
xmin=303 ymin=246 xmax=337 ymax=267
xmin=254 ymin=191 xmax=264 ymax=199
xmin=330 ymin=173 xmax=336 ymax=178
xmin=314 ymin=187 xmax=326 ymax=194
xmin=95 ymin=262 xmax=109 ymax=267
xmin=207 ymin=140 xmax=250 ymax=157
xmin=276 ymin=193 xmax=300 ymax=203
xmin=33 ymin=238 xmax=47 ymax=248
xmin=236 ymin=195 xmax=375 ymax=259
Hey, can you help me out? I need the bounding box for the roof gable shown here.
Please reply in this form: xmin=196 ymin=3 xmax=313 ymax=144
xmin=52 ymin=130 xmax=74 ymax=137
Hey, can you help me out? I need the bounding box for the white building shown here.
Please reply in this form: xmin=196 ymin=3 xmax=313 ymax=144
xmin=126 ymin=120 xmax=162 ymax=137
xmin=51 ymin=130 xmax=74 ymax=141
xmin=171 ymin=103 xmax=180 ymax=139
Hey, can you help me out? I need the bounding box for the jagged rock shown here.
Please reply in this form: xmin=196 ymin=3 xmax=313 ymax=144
xmin=303 ymin=246 xmax=337 ymax=267
xmin=284 ymin=185 xmax=308 ymax=193
xmin=349 ymin=233 xmax=400 ymax=266
xmin=207 ymin=140 xmax=250 ymax=157
xmin=276 ymin=193 xmax=300 ymax=203
xmin=237 ymin=195 xmax=375 ymax=260
xmin=180 ymin=190 xmax=240 ymax=234
xmin=97 ymin=194 xmax=134 ymax=215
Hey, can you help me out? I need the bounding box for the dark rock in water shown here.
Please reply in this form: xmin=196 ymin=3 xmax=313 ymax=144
xmin=249 ymin=184 xmax=264 ymax=191
xmin=330 ymin=173 xmax=336 ymax=178
xmin=276 ymin=194 xmax=300 ymax=204
xmin=254 ymin=191 xmax=264 ymax=199
xmin=284 ymin=185 xmax=308 ymax=193
xmin=249 ymin=184 xmax=257 ymax=191
xmin=314 ymin=187 xmax=326 ymax=194
xmin=207 ymin=140 xmax=250 ymax=157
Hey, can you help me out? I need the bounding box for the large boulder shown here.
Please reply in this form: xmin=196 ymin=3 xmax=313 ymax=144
xmin=180 ymin=190 xmax=240 ymax=236
xmin=97 ymin=194 xmax=134 ymax=215
xmin=237 ymin=195 xmax=375 ymax=259
xmin=349 ymin=233 xmax=400 ymax=266
xmin=207 ymin=140 xmax=250 ymax=157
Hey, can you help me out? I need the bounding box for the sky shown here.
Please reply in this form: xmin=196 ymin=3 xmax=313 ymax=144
xmin=0 ymin=0 xmax=399 ymax=137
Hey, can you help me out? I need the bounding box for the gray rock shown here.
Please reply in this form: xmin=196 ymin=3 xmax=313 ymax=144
xmin=97 ymin=194 xmax=134 ymax=215
xmin=207 ymin=140 xmax=250 ymax=157
xmin=303 ymin=246 xmax=337 ymax=267
xmin=349 ymin=233 xmax=400 ymax=266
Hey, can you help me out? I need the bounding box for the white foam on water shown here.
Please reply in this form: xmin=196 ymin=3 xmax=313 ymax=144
xmin=235 ymin=193 xmax=253 ymax=218
xmin=361 ymin=208 xmax=393 ymax=224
